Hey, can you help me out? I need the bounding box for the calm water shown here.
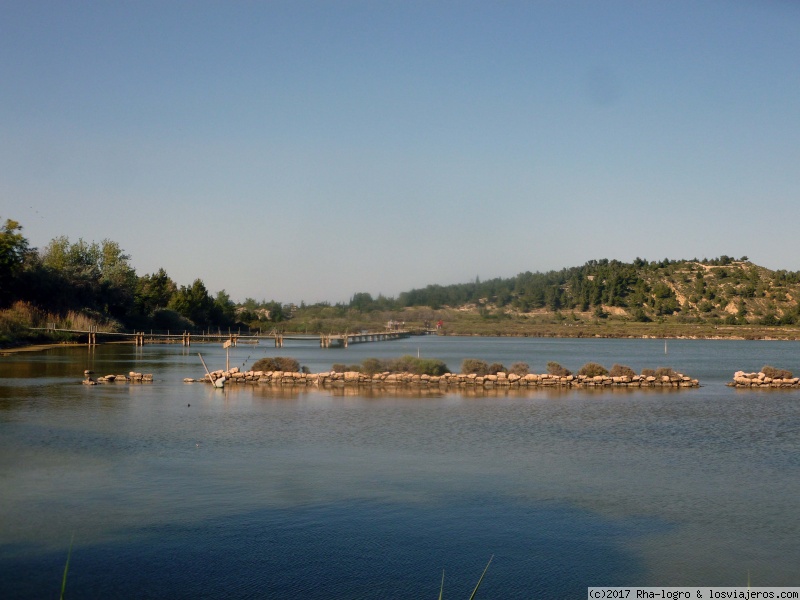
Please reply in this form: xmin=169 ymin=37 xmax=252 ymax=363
xmin=1 ymin=337 xmax=799 ymax=598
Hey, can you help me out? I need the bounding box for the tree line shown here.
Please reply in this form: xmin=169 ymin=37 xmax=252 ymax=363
xmin=344 ymin=255 xmax=800 ymax=325
xmin=6 ymin=213 xmax=800 ymax=332
xmin=346 ymin=258 xmax=692 ymax=314
xmin=0 ymin=217 xmax=284 ymax=331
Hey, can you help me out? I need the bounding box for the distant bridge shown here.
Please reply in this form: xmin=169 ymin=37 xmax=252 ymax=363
xmin=29 ymin=325 xmax=419 ymax=348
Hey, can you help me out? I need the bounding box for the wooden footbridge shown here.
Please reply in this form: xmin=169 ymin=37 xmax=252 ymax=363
xmin=31 ymin=325 xmax=414 ymax=348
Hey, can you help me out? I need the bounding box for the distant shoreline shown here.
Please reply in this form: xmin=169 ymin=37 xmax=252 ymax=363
xmin=3 ymin=329 xmax=800 ymax=356
xmin=0 ymin=342 xmax=80 ymax=355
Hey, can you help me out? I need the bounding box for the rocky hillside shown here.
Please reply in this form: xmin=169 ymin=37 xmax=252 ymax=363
xmin=392 ymin=257 xmax=800 ymax=325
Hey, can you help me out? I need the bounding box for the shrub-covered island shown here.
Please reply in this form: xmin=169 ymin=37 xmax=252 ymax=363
xmin=187 ymin=357 xmax=699 ymax=389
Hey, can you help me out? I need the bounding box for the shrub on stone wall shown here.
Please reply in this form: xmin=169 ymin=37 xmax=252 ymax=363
xmin=361 ymin=358 xmax=384 ymax=375
xmin=578 ymin=362 xmax=609 ymax=377
xmin=761 ymin=365 xmax=793 ymax=379
xmin=547 ymin=361 xmax=572 ymax=376
xmin=609 ymin=364 xmax=637 ymax=378
xmin=356 ymin=356 xmax=449 ymax=376
xmin=252 ymin=356 xmax=300 ymax=372
xmin=509 ymin=362 xmax=530 ymax=376
xmin=462 ymin=359 xmax=490 ymax=376
xmin=654 ymin=367 xmax=678 ymax=378
xmin=331 ymin=363 xmax=361 ymax=373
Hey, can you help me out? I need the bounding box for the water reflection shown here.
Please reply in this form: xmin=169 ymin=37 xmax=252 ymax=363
xmin=226 ymin=381 xmax=695 ymax=400
xmin=2 ymin=341 xmax=800 ymax=594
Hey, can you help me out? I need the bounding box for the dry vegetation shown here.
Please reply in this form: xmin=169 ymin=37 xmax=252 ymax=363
xmin=0 ymin=301 xmax=122 ymax=345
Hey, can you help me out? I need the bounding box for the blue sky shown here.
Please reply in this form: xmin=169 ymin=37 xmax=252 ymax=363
xmin=2 ymin=1 xmax=798 ymax=303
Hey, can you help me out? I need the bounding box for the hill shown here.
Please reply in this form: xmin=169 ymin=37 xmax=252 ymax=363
xmin=279 ymin=256 xmax=800 ymax=338
xmin=384 ymin=256 xmax=799 ymax=325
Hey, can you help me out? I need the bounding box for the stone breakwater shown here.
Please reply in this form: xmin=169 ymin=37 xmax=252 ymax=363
xmin=82 ymin=371 xmax=153 ymax=385
xmin=186 ymin=367 xmax=699 ymax=388
xmin=729 ymin=371 xmax=800 ymax=388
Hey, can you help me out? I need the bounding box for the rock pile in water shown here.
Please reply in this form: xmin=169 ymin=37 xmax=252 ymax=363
xmin=83 ymin=371 xmax=153 ymax=384
xmin=185 ymin=367 xmax=699 ymax=388
xmin=729 ymin=371 xmax=800 ymax=388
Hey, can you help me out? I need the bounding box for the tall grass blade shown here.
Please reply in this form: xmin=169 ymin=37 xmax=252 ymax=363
xmin=60 ymin=533 xmax=74 ymax=600
xmin=439 ymin=569 xmax=445 ymax=600
xmin=467 ymin=555 xmax=493 ymax=600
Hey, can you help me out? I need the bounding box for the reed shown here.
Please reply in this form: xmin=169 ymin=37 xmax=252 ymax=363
xmin=439 ymin=555 xmax=492 ymax=599
xmin=60 ymin=534 xmax=74 ymax=600
xmin=0 ymin=301 xmax=122 ymax=342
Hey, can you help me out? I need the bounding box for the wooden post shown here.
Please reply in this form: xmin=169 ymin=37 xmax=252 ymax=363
xmin=223 ymin=338 xmax=231 ymax=371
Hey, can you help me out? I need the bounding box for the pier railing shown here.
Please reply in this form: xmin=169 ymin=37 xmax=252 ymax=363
xmin=28 ymin=326 xmax=415 ymax=348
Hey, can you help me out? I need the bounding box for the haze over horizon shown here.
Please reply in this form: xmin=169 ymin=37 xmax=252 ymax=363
xmin=2 ymin=1 xmax=798 ymax=304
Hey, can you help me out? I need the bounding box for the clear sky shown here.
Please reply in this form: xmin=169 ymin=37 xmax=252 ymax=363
xmin=2 ymin=1 xmax=798 ymax=304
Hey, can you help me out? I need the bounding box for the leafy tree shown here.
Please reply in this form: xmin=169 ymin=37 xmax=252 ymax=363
xmin=0 ymin=218 xmax=29 ymax=306
xmin=27 ymin=235 xmax=135 ymax=318
xmin=350 ymin=292 xmax=374 ymax=312
xmin=169 ymin=279 xmax=215 ymax=327
xmin=38 ymin=236 xmax=100 ymax=309
xmin=151 ymin=308 xmax=193 ymax=330
xmin=96 ymin=239 xmax=137 ymax=318
xmin=135 ymin=269 xmax=178 ymax=315
xmin=264 ymin=301 xmax=285 ymax=322
xmin=213 ymin=290 xmax=236 ymax=327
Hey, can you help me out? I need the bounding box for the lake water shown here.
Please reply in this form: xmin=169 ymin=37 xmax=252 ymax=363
xmin=1 ymin=336 xmax=799 ymax=598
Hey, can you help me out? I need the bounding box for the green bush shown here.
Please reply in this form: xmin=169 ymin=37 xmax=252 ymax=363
xmin=761 ymin=365 xmax=793 ymax=379
xmin=356 ymin=356 xmax=450 ymax=376
xmin=578 ymin=362 xmax=608 ymax=377
xmin=361 ymin=358 xmax=384 ymax=375
xmin=462 ymin=359 xmax=490 ymax=376
xmin=411 ymin=357 xmax=449 ymax=376
xmin=386 ymin=355 xmax=448 ymax=375
xmin=151 ymin=308 xmax=194 ymax=331
xmin=252 ymin=356 xmax=301 ymax=372
xmin=547 ymin=361 xmax=572 ymax=376
xmin=609 ymin=364 xmax=636 ymax=378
